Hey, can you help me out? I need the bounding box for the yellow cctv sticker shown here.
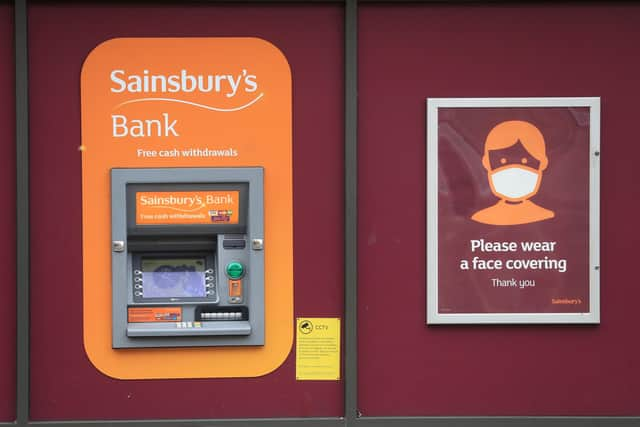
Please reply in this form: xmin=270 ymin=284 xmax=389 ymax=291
xmin=296 ymin=318 xmax=340 ymax=381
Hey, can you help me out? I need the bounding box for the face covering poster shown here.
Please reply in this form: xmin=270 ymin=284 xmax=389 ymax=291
xmin=426 ymin=98 xmax=600 ymax=324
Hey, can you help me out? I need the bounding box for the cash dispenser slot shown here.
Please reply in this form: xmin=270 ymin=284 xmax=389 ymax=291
xmin=127 ymin=236 xmax=216 ymax=252
xmin=111 ymin=168 xmax=264 ymax=348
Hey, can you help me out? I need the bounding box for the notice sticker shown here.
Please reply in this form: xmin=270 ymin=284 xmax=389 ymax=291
xmin=295 ymin=318 xmax=340 ymax=381
xmin=128 ymin=307 xmax=182 ymax=323
xmin=136 ymin=190 xmax=239 ymax=225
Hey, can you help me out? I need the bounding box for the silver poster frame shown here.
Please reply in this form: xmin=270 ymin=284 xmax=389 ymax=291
xmin=426 ymin=97 xmax=600 ymax=325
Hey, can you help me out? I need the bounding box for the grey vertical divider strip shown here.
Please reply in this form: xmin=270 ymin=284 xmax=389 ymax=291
xmin=15 ymin=0 xmax=29 ymax=424
xmin=344 ymin=0 xmax=358 ymax=424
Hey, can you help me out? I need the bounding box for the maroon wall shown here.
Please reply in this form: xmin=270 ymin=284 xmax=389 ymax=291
xmin=359 ymin=4 xmax=640 ymax=416
xmin=0 ymin=1 xmax=15 ymax=422
xmin=28 ymin=3 xmax=344 ymax=420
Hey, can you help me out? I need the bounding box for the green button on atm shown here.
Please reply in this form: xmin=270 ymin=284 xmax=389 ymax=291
xmin=226 ymin=262 xmax=245 ymax=279
xmin=226 ymin=262 xmax=245 ymax=304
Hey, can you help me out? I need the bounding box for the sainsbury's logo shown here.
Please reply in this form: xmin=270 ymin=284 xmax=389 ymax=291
xmin=110 ymin=69 xmax=264 ymax=114
xmin=139 ymin=194 xmax=204 ymax=209
xmin=111 ymin=69 xmax=258 ymax=97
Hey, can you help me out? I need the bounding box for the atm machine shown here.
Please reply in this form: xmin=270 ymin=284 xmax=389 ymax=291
xmin=110 ymin=168 xmax=264 ymax=348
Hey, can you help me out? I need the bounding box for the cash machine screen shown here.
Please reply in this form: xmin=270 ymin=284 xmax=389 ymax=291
xmin=140 ymin=257 xmax=207 ymax=298
xmin=132 ymin=253 xmax=216 ymax=303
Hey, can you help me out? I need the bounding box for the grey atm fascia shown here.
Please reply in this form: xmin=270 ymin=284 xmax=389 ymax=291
xmin=111 ymin=167 xmax=264 ymax=349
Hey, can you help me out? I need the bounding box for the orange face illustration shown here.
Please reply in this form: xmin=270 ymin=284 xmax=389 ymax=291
xmin=471 ymin=120 xmax=555 ymax=226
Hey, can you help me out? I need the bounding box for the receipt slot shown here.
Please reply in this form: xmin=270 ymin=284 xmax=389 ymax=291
xmin=111 ymin=168 xmax=264 ymax=348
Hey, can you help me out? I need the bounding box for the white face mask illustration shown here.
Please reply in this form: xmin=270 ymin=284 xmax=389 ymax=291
xmin=490 ymin=166 xmax=540 ymax=200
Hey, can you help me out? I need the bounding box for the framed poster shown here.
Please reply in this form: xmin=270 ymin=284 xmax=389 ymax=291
xmin=426 ymin=97 xmax=600 ymax=324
